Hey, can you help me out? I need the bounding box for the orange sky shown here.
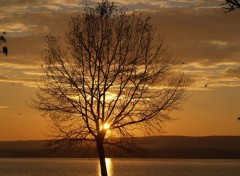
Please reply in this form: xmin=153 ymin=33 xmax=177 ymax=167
xmin=0 ymin=0 xmax=240 ymax=141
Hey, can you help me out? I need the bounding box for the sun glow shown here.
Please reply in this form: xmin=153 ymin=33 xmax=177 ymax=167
xmin=100 ymin=123 xmax=111 ymax=132
xmin=103 ymin=123 xmax=110 ymax=130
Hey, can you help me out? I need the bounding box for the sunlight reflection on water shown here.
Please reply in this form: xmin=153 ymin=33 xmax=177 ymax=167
xmin=98 ymin=158 xmax=113 ymax=176
xmin=1 ymin=158 xmax=240 ymax=176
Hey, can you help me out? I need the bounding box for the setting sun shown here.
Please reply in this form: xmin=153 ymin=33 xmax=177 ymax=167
xmin=100 ymin=123 xmax=111 ymax=132
xmin=103 ymin=123 xmax=110 ymax=130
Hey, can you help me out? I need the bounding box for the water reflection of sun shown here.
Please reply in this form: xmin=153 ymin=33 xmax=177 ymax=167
xmin=98 ymin=158 xmax=113 ymax=176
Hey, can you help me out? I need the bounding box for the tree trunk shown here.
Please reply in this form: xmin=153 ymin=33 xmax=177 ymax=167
xmin=97 ymin=137 xmax=108 ymax=176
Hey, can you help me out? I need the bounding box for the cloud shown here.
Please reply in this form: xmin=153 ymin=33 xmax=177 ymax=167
xmin=144 ymin=8 xmax=240 ymax=65
xmin=2 ymin=5 xmax=239 ymax=66
xmin=223 ymin=65 xmax=240 ymax=77
xmin=0 ymin=106 xmax=10 ymax=109
xmin=23 ymin=71 xmax=44 ymax=76
xmin=0 ymin=23 xmax=39 ymax=37
xmin=112 ymin=0 xmax=223 ymax=9
xmin=0 ymin=1 xmax=239 ymax=91
xmin=0 ymin=76 xmax=38 ymax=88
xmin=0 ymin=64 xmax=41 ymax=88
xmin=0 ymin=0 xmax=75 ymax=13
xmin=204 ymin=40 xmax=229 ymax=49
xmin=0 ymin=0 xmax=224 ymax=18
xmin=182 ymin=62 xmax=240 ymax=90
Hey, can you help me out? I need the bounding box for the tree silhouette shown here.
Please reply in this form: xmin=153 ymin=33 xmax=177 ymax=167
xmin=0 ymin=32 xmax=8 ymax=56
xmin=221 ymin=0 xmax=240 ymax=12
xmin=33 ymin=1 xmax=188 ymax=175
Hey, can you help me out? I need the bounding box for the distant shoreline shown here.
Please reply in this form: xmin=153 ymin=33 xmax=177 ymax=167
xmin=1 ymin=136 xmax=240 ymax=159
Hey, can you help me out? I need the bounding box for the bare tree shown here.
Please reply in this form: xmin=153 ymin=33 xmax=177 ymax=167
xmin=33 ymin=1 xmax=188 ymax=176
xmin=0 ymin=32 xmax=8 ymax=56
xmin=221 ymin=0 xmax=240 ymax=12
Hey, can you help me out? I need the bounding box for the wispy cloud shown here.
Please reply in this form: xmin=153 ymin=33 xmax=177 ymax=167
xmin=0 ymin=0 xmax=223 ymax=16
xmin=0 ymin=23 xmax=39 ymax=37
xmin=0 ymin=76 xmax=38 ymax=88
xmin=204 ymin=40 xmax=230 ymax=49
xmin=0 ymin=106 xmax=10 ymax=109
xmin=182 ymin=62 xmax=240 ymax=90
xmin=111 ymin=0 xmax=223 ymax=10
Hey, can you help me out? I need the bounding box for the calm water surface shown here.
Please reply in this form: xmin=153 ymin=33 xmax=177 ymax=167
xmin=0 ymin=158 xmax=239 ymax=176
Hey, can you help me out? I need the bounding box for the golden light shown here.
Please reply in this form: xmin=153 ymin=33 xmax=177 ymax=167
xmin=103 ymin=123 xmax=110 ymax=130
xmin=98 ymin=158 xmax=113 ymax=176
xmin=100 ymin=123 xmax=111 ymax=133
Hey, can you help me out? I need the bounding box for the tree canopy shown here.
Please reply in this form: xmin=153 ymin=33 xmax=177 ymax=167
xmin=33 ymin=1 xmax=188 ymax=175
xmin=221 ymin=0 xmax=240 ymax=12
xmin=0 ymin=32 xmax=8 ymax=56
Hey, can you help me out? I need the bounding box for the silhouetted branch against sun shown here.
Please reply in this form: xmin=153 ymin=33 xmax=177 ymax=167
xmin=32 ymin=1 xmax=188 ymax=176
xmin=0 ymin=32 xmax=8 ymax=56
xmin=221 ymin=0 xmax=240 ymax=12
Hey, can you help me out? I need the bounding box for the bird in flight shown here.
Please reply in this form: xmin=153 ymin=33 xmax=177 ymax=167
xmin=204 ymin=84 xmax=208 ymax=88
xmin=238 ymin=117 xmax=240 ymax=121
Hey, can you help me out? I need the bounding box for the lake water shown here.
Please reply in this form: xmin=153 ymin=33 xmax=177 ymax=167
xmin=0 ymin=158 xmax=240 ymax=176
